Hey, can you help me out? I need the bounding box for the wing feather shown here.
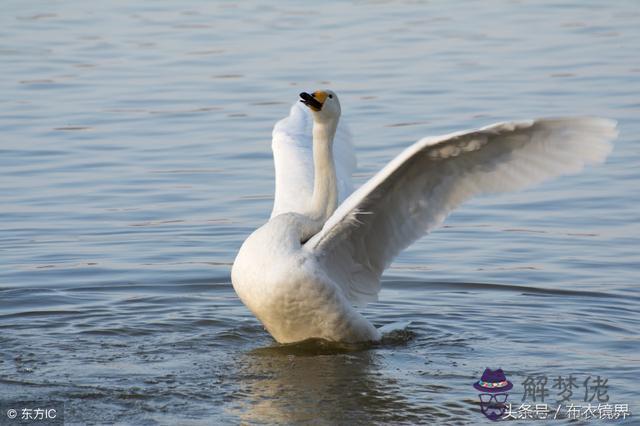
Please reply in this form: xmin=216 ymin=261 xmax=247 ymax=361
xmin=305 ymin=117 xmax=617 ymax=305
xmin=271 ymin=102 xmax=356 ymax=217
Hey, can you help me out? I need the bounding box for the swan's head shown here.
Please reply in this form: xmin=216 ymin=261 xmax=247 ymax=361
xmin=299 ymin=90 xmax=341 ymax=123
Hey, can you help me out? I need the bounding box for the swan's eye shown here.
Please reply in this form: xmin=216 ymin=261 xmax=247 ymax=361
xmin=328 ymin=94 xmax=333 ymax=99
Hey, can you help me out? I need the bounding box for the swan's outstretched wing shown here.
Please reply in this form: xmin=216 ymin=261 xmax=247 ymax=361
xmin=271 ymin=102 xmax=356 ymax=218
xmin=306 ymin=118 xmax=617 ymax=305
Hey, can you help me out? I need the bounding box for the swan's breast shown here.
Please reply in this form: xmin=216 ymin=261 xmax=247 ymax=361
xmin=231 ymin=214 xmax=310 ymax=312
xmin=231 ymin=213 xmax=379 ymax=343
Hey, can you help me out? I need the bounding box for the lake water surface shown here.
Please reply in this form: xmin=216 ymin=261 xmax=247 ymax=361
xmin=1 ymin=1 xmax=639 ymax=424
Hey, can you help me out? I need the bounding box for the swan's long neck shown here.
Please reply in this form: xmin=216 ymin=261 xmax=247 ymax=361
xmin=308 ymin=119 xmax=338 ymax=222
xmin=297 ymin=118 xmax=338 ymax=243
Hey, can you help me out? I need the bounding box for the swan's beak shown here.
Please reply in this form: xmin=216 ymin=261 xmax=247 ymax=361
xmin=299 ymin=91 xmax=326 ymax=112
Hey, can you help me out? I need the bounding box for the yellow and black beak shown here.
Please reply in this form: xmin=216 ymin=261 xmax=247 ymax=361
xmin=299 ymin=91 xmax=327 ymax=112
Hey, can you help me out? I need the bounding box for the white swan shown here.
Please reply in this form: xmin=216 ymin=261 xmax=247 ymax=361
xmin=232 ymin=90 xmax=617 ymax=344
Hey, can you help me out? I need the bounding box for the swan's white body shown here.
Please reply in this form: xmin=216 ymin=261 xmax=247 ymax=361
xmin=232 ymin=91 xmax=617 ymax=344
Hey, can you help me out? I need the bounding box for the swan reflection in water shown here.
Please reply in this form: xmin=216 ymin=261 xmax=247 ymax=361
xmin=226 ymin=334 xmax=474 ymax=424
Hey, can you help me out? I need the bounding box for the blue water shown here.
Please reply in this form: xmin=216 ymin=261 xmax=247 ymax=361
xmin=1 ymin=1 xmax=638 ymax=424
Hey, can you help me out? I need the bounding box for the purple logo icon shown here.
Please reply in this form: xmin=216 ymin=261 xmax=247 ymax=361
xmin=474 ymin=368 xmax=513 ymax=421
